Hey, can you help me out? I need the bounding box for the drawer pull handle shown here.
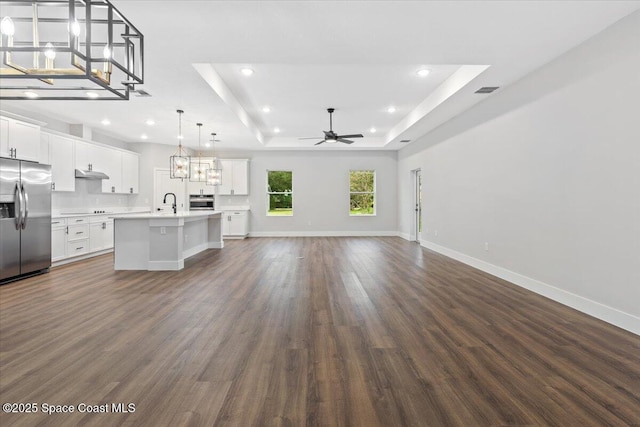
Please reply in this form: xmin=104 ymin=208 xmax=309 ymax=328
xmin=76 ymin=231 xmax=83 ymax=235
xmin=76 ymin=246 xmax=83 ymax=250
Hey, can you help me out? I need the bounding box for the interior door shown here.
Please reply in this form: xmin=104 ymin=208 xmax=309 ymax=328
xmin=154 ymin=168 xmax=187 ymax=212
xmin=412 ymin=169 xmax=422 ymax=243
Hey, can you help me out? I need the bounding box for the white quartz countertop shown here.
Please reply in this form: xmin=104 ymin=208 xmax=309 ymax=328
xmin=52 ymin=208 xmax=151 ymax=219
xmin=111 ymin=210 xmax=224 ymax=220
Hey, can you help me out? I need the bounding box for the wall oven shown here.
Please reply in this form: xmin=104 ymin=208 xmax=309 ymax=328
xmin=189 ymin=194 xmax=215 ymax=210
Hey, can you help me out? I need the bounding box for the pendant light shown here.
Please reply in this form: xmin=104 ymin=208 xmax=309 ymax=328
xmin=169 ymin=110 xmax=190 ymax=179
xmin=190 ymin=123 xmax=207 ymax=182
xmin=206 ymin=133 xmax=223 ymax=186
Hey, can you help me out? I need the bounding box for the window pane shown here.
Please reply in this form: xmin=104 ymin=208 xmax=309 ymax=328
xmin=267 ymin=170 xmax=293 ymax=216
xmin=350 ymin=193 xmax=374 ymax=215
xmin=349 ymin=170 xmax=374 ymax=192
xmin=268 ymin=170 xmax=292 ymax=193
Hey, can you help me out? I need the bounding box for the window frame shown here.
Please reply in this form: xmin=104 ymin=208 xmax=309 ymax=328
xmin=266 ymin=170 xmax=294 ymax=217
xmin=349 ymin=169 xmax=376 ymax=216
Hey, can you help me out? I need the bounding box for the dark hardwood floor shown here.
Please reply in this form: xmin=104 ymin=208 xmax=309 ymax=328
xmin=1 ymin=237 xmax=638 ymax=426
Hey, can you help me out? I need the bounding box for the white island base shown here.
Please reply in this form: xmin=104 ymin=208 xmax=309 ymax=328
xmin=113 ymin=211 xmax=224 ymax=271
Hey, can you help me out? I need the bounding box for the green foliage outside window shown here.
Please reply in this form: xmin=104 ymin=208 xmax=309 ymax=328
xmin=350 ymin=170 xmax=375 ymax=215
xmin=267 ymin=170 xmax=293 ymax=216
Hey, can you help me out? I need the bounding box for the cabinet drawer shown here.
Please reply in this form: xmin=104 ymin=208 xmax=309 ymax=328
xmin=68 ymin=217 xmax=89 ymax=225
xmin=90 ymin=215 xmax=112 ymax=224
xmin=67 ymin=239 xmax=89 ymax=256
xmin=67 ymin=224 xmax=89 ymax=241
xmin=51 ymin=218 xmax=67 ymax=227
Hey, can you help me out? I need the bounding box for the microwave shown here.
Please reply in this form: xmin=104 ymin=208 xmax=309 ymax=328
xmin=189 ymin=194 xmax=215 ymax=210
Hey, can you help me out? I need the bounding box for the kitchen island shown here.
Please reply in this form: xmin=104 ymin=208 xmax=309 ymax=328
xmin=112 ymin=211 xmax=223 ymax=271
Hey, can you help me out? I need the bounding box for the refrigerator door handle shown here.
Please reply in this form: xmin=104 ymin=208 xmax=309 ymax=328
xmin=14 ymin=182 xmax=22 ymax=230
xmin=21 ymin=183 xmax=28 ymax=230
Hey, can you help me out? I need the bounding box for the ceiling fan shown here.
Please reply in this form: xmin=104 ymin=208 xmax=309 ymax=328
xmin=299 ymin=108 xmax=363 ymax=145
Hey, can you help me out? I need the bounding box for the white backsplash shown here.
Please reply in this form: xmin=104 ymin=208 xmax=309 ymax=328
xmin=52 ymin=179 xmax=134 ymax=212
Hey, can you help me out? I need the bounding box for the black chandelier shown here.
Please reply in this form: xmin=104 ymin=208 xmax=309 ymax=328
xmin=0 ymin=0 xmax=143 ymax=100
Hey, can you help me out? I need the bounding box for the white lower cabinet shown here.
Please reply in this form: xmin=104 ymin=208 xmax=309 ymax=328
xmin=222 ymin=210 xmax=249 ymax=238
xmin=90 ymin=217 xmax=114 ymax=252
xmin=51 ymin=215 xmax=115 ymax=264
xmin=51 ymin=218 xmax=67 ymax=262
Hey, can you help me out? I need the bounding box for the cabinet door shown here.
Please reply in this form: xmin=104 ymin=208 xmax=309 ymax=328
xmin=96 ymin=147 xmax=122 ymax=193
xmin=122 ymin=152 xmax=139 ymax=194
xmin=75 ymin=140 xmax=91 ymax=170
xmin=49 ymin=134 xmax=75 ymax=192
xmin=217 ymin=159 xmax=234 ymax=195
xmin=228 ymin=213 xmax=247 ymax=236
xmin=90 ymin=222 xmax=105 ymax=251
xmin=231 ymin=160 xmax=249 ymax=195
xmin=10 ymin=120 xmax=41 ymax=162
xmin=40 ymin=133 xmax=50 ymax=164
xmin=51 ymin=227 xmax=67 ymax=261
xmin=222 ymin=214 xmax=231 ymax=235
xmin=104 ymin=221 xmax=114 ymax=249
xmin=0 ymin=117 xmax=9 ymax=158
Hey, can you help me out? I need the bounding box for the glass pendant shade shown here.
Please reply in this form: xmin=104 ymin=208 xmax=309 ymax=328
xmin=169 ymin=155 xmax=190 ymax=179
xmin=170 ymin=110 xmax=190 ymax=179
xmin=206 ymin=166 xmax=222 ymax=186
xmin=189 ymin=123 xmax=208 ymax=182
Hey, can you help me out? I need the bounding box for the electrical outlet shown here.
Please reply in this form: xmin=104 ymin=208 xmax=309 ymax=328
xmin=307 ymin=221 xmax=312 ymax=226
xmin=434 ymin=230 xmax=438 ymax=236
xmin=184 ymin=234 xmax=188 ymax=242
xmin=484 ymin=242 xmax=489 ymax=251
xmin=160 ymin=227 xmax=166 ymax=235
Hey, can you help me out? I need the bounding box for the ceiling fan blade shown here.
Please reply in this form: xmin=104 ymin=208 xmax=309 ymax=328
xmin=337 ymin=138 xmax=354 ymax=144
xmin=298 ymin=137 xmax=322 ymax=140
xmin=314 ymin=140 xmax=326 ymax=145
xmin=337 ymin=134 xmax=363 ymax=139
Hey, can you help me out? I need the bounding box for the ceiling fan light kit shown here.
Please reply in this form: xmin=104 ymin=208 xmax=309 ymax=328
xmin=0 ymin=0 xmax=144 ymax=100
xmin=300 ymin=108 xmax=364 ymax=146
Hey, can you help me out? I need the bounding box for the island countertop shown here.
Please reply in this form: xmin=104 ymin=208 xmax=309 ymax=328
xmin=111 ymin=210 xmax=224 ymax=220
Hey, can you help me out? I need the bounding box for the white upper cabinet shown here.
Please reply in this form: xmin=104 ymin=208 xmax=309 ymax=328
xmin=96 ymin=146 xmax=122 ymax=194
xmin=217 ymin=159 xmax=249 ymax=196
xmin=0 ymin=116 xmax=41 ymax=162
xmin=46 ymin=133 xmax=76 ymax=192
xmin=122 ymin=151 xmax=139 ymax=194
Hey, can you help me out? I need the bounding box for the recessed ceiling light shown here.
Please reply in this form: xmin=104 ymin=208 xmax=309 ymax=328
xmin=240 ymin=67 xmax=254 ymax=76
xmin=86 ymin=91 xmax=99 ymax=99
xmin=262 ymin=106 xmax=271 ymax=113
xmin=101 ymin=119 xmax=111 ymax=126
xmin=416 ymin=68 xmax=431 ymax=77
xmin=273 ymin=127 xmax=280 ymax=133
xmin=177 ymin=135 xmax=184 ymax=140
xmin=145 ymin=119 xmax=155 ymax=126
xmin=387 ymin=106 xmax=396 ymax=113
xmin=141 ymin=134 xmax=148 ymax=140
xmin=370 ymin=127 xmax=377 ymax=133
xmin=24 ymin=91 xmax=38 ymax=99
xmin=205 ymin=142 xmax=211 ymax=148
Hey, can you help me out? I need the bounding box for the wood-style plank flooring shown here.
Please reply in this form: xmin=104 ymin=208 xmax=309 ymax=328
xmin=1 ymin=237 xmax=639 ymax=426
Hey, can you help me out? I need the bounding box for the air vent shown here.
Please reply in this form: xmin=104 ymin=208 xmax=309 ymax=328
xmin=134 ymin=89 xmax=152 ymax=97
xmin=399 ymin=139 xmax=411 ymax=143
xmin=475 ymin=86 xmax=499 ymax=94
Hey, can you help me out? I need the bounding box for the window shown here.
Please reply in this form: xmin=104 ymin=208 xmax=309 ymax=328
xmin=267 ymin=170 xmax=293 ymax=216
xmin=350 ymin=170 xmax=375 ymax=215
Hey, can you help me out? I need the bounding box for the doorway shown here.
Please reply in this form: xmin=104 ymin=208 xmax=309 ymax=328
xmin=411 ymin=169 xmax=422 ymax=243
xmin=153 ymin=168 xmax=187 ymax=213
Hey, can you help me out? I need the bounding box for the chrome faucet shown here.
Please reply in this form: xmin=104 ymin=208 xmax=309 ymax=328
xmin=163 ymin=193 xmax=177 ymax=214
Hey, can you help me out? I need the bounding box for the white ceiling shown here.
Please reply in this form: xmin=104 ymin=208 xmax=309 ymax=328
xmin=2 ymin=1 xmax=639 ymax=151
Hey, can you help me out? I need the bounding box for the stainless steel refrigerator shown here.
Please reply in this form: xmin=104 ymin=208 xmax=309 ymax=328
xmin=0 ymin=158 xmax=51 ymax=283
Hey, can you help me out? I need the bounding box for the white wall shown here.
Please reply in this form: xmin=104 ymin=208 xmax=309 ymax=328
xmin=398 ymin=12 xmax=640 ymax=333
xmin=245 ymin=151 xmax=397 ymax=236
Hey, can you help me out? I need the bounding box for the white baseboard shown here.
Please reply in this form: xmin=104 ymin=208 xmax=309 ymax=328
xmin=249 ymin=230 xmax=399 ymax=237
xmin=148 ymin=260 xmax=184 ymax=271
xmin=52 ymin=248 xmax=113 ymax=268
xmin=397 ymin=232 xmax=411 ymax=241
xmin=183 ymin=243 xmax=209 ymax=259
xmin=421 ymin=240 xmax=639 ymax=336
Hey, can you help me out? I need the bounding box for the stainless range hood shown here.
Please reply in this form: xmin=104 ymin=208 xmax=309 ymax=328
xmin=75 ymin=169 xmax=109 ymax=180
